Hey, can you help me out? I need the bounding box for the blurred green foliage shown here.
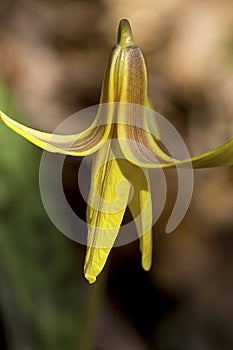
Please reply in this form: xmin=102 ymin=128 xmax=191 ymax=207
xmin=0 ymin=78 xmax=82 ymax=350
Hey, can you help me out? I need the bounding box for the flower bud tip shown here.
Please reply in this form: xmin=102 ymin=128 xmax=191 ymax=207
xmin=117 ymin=19 xmax=135 ymax=48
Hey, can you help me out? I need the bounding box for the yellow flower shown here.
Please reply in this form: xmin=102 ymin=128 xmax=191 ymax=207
xmin=0 ymin=19 xmax=232 ymax=283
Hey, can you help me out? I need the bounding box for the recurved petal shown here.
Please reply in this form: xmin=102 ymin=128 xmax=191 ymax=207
xmin=163 ymin=137 xmax=233 ymax=169
xmin=118 ymin=105 xmax=233 ymax=169
xmin=0 ymin=108 xmax=112 ymax=156
xmin=188 ymin=137 xmax=233 ymax=168
xmin=120 ymin=133 xmax=233 ymax=169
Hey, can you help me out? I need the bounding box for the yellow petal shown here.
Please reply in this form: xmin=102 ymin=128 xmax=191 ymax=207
xmin=84 ymin=141 xmax=154 ymax=283
xmin=188 ymin=137 xmax=233 ymax=168
xmin=0 ymin=107 xmax=112 ymax=156
xmin=118 ymin=105 xmax=233 ymax=169
xmin=127 ymin=167 xmax=153 ymax=271
xmin=84 ymin=141 xmax=132 ymax=283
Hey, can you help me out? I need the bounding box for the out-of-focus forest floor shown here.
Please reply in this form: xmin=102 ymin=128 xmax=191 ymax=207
xmin=0 ymin=1 xmax=233 ymax=349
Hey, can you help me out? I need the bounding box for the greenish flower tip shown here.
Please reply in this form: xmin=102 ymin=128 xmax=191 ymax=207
xmin=117 ymin=18 xmax=135 ymax=48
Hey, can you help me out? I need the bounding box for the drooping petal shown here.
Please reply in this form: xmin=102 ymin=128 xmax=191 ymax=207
xmin=139 ymin=230 xmax=153 ymax=271
xmin=84 ymin=141 xmax=154 ymax=283
xmin=84 ymin=141 xmax=132 ymax=283
xmin=0 ymin=106 xmax=112 ymax=156
xmin=127 ymin=167 xmax=153 ymax=271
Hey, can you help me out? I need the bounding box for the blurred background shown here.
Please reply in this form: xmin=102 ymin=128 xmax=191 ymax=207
xmin=0 ymin=0 xmax=233 ymax=349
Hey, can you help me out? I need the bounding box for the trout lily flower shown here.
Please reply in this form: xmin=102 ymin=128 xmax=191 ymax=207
xmin=0 ymin=19 xmax=233 ymax=283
